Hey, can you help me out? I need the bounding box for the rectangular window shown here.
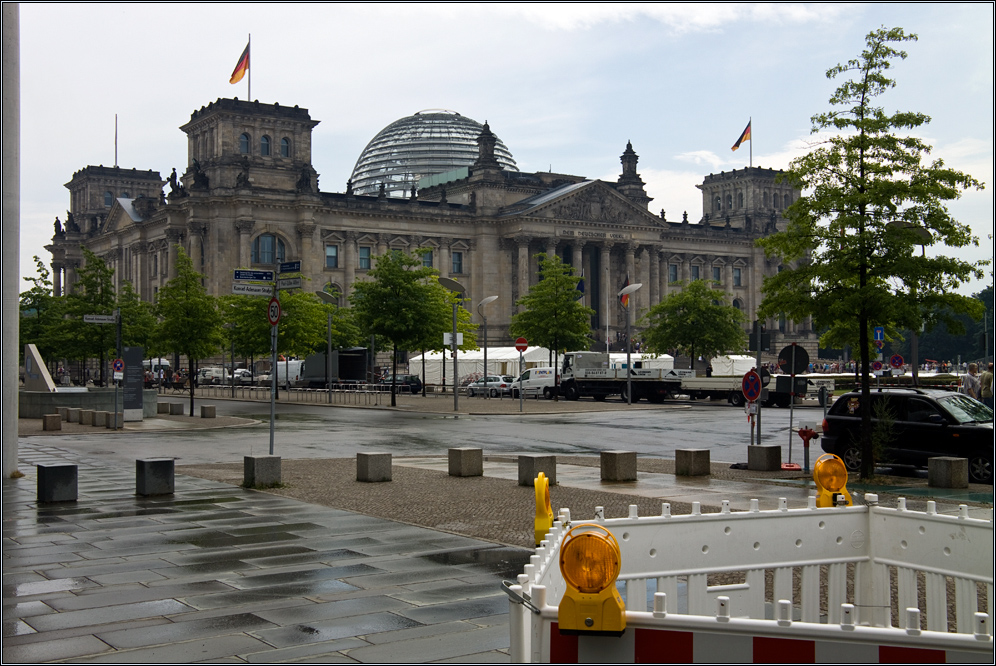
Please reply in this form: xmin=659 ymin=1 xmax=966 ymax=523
xmin=668 ymin=264 xmax=678 ymax=283
xmin=733 ymin=268 xmax=742 ymax=287
xmin=359 ymin=246 xmax=371 ymax=270
xmin=691 ymin=265 xmax=700 ymax=280
xmin=712 ymin=266 xmax=721 ymax=282
xmin=451 ymin=251 xmax=463 ymax=274
xmin=325 ymin=245 xmax=339 ymax=269
xmin=422 ymin=251 xmax=433 ymax=268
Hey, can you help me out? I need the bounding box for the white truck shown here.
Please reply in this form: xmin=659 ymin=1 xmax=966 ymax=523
xmin=559 ymin=352 xmax=686 ymax=402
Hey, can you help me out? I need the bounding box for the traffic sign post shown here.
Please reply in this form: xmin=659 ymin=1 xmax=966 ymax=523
xmin=267 ymin=297 xmax=281 ymax=326
xmin=515 ymin=337 xmax=527 ymax=412
xmin=234 ymin=269 xmax=274 ymax=282
xmin=112 ymin=358 xmax=124 ymax=381
xmin=743 ymin=369 xmax=762 ymax=445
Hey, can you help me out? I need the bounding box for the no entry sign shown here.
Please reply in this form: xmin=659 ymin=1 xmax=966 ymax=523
xmin=515 ymin=337 xmax=528 ymax=352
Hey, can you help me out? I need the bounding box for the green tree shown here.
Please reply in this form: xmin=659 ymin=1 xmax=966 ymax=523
xmin=59 ymin=248 xmax=117 ymax=383
xmin=351 ymin=249 xmax=455 ymax=405
xmin=510 ymin=253 xmax=594 ymax=393
xmin=408 ymin=279 xmax=478 ymax=395
xmin=19 ymin=256 xmax=65 ymax=365
xmin=638 ymin=280 xmax=747 ymax=367
xmin=155 ymin=246 xmax=223 ymax=413
xmin=221 ymin=294 xmax=271 ymax=369
xmin=757 ymin=27 xmax=986 ymax=478
xmin=117 ymin=280 xmax=159 ymax=356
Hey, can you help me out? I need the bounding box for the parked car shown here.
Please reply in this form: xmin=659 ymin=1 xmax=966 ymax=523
xmin=196 ymin=367 xmax=230 ymax=385
xmin=820 ymin=388 xmax=993 ymax=484
xmin=380 ymin=374 xmax=423 ymax=394
xmin=466 ymin=375 xmax=516 ymax=397
xmin=233 ymin=368 xmax=254 ymax=385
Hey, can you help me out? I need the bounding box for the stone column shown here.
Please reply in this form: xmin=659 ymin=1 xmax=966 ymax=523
xmin=187 ymin=221 xmax=204 ymax=277
xmin=297 ymin=222 xmax=317 ymax=278
xmin=376 ymin=233 xmax=389 ymax=257
xmin=164 ymin=229 xmax=184 ymax=280
xmin=51 ymin=262 xmax=63 ymax=297
xmin=516 ymin=236 xmax=530 ymax=302
xmin=725 ymin=261 xmax=734 ymax=300
xmin=625 ymin=243 xmax=636 ymax=327
xmin=439 ymin=239 xmax=451 ymax=279
xmin=545 ymin=238 xmax=557 ymax=261
xmin=572 ymin=242 xmax=585 ymax=306
xmin=343 ymin=231 xmax=356 ymax=297
xmin=235 ymin=219 xmax=254 ymax=268
xmin=599 ymin=244 xmax=612 ymax=333
xmin=649 ymin=248 xmax=660 ymax=308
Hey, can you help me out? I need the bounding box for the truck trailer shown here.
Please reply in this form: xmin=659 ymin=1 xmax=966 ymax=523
xmin=559 ymin=352 xmax=686 ymax=402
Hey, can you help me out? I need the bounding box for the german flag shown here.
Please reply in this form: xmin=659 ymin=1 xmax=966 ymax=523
xmin=731 ymin=120 xmax=751 ymax=152
xmin=230 ymin=42 xmax=250 ymax=84
xmin=620 ymin=275 xmax=631 ymax=308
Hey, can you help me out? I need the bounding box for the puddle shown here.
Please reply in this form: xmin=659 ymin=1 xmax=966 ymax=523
xmin=421 ymin=546 xmax=532 ymax=579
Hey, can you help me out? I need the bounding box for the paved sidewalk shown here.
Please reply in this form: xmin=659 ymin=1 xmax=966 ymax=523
xmin=5 ymin=434 xmax=992 ymax=663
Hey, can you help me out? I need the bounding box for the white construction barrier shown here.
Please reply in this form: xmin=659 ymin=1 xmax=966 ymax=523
xmin=508 ymin=495 xmax=993 ymax=663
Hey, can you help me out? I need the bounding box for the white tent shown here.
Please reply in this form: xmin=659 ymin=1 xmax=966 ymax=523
xmin=711 ymin=354 xmax=756 ymax=376
xmin=409 ymin=346 xmax=553 ymax=386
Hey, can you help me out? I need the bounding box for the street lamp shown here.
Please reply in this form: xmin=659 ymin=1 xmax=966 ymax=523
xmin=315 ymin=290 xmax=336 ymax=403
xmin=478 ymin=295 xmax=499 ymax=399
xmin=438 ymin=277 xmax=466 ymax=412
xmin=617 ymin=282 xmax=643 ymax=405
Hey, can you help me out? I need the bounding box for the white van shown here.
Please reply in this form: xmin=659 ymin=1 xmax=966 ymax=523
xmin=512 ymin=366 xmax=559 ymax=399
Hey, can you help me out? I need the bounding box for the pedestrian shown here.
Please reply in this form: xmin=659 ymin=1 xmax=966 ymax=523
xmin=980 ymin=363 xmax=994 ymax=409
xmin=960 ymin=363 xmax=981 ymax=400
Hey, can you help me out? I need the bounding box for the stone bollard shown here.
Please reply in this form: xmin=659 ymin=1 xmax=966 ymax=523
xmin=66 ymin=408 xmax=80 ymax=423
xmin=37 ymin=463 xmax=78 ymax=502
xmin=518 ymin=454 xmax=556 ymax=487
xmin=78 ymin=409 xmax=94 ymax=425
xmin=600 ymin=450 xmax=637 ymax=481
xmin=928 ymin=457 xmax=969 ymax=489
xmin=157 ymin=402 xmax=170 ymax=415
xmin=92 ymin=411 xmax=108 ymax=427
xmin=748 ymin=445 xmax=781 ymax=471
xmin=244 ymin=455 xmax=281 ymax=487
xmin=200 ymin=405 xmax=216 ymax=418
xmin=42 ymin=414 xmax=62 ymax=431
xmin=676 ymin=449 xmax=711 ymax=476
xmin=57 ymin=407 xmax=69 ymax=421
xmin=169 ymin=403 xmax=184 ymax=416
xmin=136 ymin=459 xmax=175 ymax=496
xmin=357 ymin=452 xmax=392 ymax=482
xmin=106 ymin=412 xmax=123 ymax=429
xmin=448 ymin=447 xmax=483 ymax=477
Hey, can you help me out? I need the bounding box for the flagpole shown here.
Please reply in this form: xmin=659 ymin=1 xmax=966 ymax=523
xmin=247 ymin=33 xmax=251 ymax=102
xmin=749 ymin=116 xmax=752 ymax=169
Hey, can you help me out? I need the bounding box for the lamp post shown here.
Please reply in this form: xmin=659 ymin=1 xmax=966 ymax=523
xmin=315 ymin=291 xmax=336 ymax=403
xmin=438 ymin=277 xmax=466 ymax=412
xmin=618 ymin=282 xmax=643 ymax=405
xmin=478 ymin=295 xmax=498 ymax=398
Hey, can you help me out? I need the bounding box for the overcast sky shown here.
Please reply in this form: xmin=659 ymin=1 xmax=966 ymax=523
xmin=16 ymin=3 xmax=994 ymax=295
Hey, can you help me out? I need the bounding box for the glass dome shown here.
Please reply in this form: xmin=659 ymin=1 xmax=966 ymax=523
xmin=349 ymin=109 xmax=518 ymax=197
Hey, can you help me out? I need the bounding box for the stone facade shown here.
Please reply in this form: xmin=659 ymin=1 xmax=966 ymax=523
xmin=46 ymin=98 xmax=812 ymax=356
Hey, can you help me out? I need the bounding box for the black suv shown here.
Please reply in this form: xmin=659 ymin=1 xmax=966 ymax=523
xmin=821 ymin=388 xmax=993 ymax=484
xmin=379 ymin=374 xmax=423 ymax=394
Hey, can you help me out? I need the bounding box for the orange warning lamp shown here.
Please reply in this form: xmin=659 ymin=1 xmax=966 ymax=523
xmin=813 ymin=453 xmax=852 ymax=508
xmin=557 ymin=525 xmax=626 ymax=636
xmin=534 ymin=472 xmax=554 ymax=547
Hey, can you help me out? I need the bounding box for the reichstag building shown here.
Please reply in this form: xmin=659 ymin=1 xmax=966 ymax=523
xmin=46 ymin=98 xmax=808 ymax=353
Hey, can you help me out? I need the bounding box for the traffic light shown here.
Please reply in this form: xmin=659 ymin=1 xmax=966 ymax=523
xmin=557 ymin=525 xmax=626 ymax=636
xmin=749 ymin=321 xmax=771 ymax=352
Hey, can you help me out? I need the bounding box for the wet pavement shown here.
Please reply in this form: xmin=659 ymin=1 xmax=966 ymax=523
xmin=6 ymin=413 xmax=993 ymax=663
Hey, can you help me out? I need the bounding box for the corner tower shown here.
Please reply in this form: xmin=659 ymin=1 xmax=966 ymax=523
xmin=178 ymin=98 xmax=320 ymax=194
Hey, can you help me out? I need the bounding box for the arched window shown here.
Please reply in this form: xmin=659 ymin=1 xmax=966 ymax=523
xmin=726 ymin=194 xmax=733 ymax=210
xmin=714 ymin=196 xmax=721 ymax=212
xmin=251 ymin=234 xmax=285 ymax=265
xmin=121 ymin=191 xmax=130 ymax=198
xmin=738 ymin=191 xmax=744 ymax=208
xmin=773 ymin=193 xmax=780 ymax=209
xmin=104 ymin=191 xmax=113 ymax=206
xmin=783 ymin=193 xmax=792 ymax=206
xmin=763 ymin=191 xmax=769 ymax=207
xmin=239 ymin=133 xmax=251 ymax=154
xmin=733 ymin=298 xmax=744 ymax=311
xmin=260 ymin=135 xmax=271 ymax=156
xmin=280 ymin=138 xmax=291 ymax=158
xmin=322 ymin=282 xmax=343 ymax=306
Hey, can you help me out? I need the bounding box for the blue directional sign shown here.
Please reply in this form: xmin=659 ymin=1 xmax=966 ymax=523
xmin=873 ymin=326 xmax=884 ymax=341
xmin=234 ymin=269 xmax=274 ymax=282
xmin=279 ymin=261 xmax=301 ymax=274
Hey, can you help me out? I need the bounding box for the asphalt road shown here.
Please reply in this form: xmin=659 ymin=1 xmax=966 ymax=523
xmin=24 ymin=397 xmax=829 ymax=469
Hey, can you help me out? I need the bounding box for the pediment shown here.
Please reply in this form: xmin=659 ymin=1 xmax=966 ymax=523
xmin=516 ymin=181 xmax=660 ymax=227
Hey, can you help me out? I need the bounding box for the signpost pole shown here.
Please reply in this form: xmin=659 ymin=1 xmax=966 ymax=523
xmin=788 ymin=343 xmax=796 ymax=463
xmin=268 ymin=291 xmax=280 ymax=456
xmin=114 ymin=309 xmax=121 ymax=429
xmin=519 ymin=351 xmax=524 ymax=413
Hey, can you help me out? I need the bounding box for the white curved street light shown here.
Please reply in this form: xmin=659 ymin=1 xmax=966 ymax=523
xmin=618 ymin=283 xmax=643 ymax=405
xmin=315 ymin=290 xmax=337 ymax=402
xmin=478 ymin=295 xmax=499 ymax=398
